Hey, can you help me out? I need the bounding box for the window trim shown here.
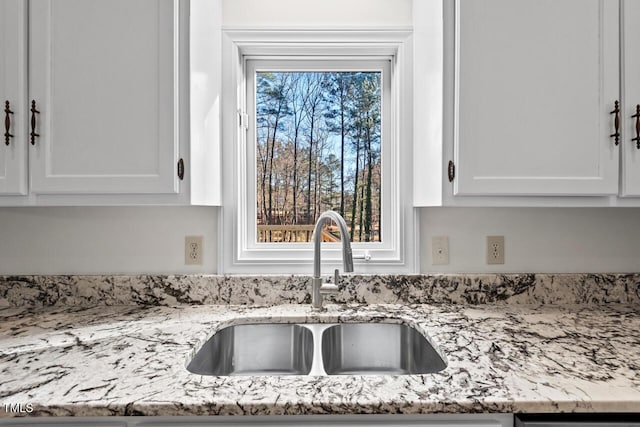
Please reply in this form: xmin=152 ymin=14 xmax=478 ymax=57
xmin=220 ymin=29 xmax=416 ymax=274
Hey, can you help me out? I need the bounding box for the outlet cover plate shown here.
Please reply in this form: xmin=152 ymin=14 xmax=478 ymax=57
xmin=487 ymin=236 xmax=504 ymax=265
xmin=185 ymin=236 xmax=203 ymax=265
xmin=432 ymin=236 xmax=449 ymax=265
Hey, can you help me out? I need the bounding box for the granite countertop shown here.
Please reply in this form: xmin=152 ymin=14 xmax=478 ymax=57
xmin=2 ymin=300 xmax=640 ymax=417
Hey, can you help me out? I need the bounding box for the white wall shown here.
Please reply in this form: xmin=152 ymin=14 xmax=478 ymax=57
xmin=222 ymin=0 xmax=412 ymax=27
xmin=2 ymin=2 xmax=640 ymax=277
xmin=420 ymin=207 xmax=640 ymax=273
xmin=2 ymin=206 xmax=640 ymax=275
xmin=0 ymin=207 xmax=217 ymax=275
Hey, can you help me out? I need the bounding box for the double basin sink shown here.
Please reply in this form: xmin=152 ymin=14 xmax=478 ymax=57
xmin=187 ymin=322 xmax=447 ymax=376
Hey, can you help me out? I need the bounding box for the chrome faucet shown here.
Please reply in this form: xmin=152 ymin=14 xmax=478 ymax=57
xmin=311 ymin=211 xmax=354 ymax=310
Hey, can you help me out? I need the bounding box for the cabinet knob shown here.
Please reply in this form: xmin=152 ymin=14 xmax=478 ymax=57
xmin=610 ymin=100 xmax=620 ymax=146
xmin=4 ymin=101 xmax=14 ymax=146
xmin=30 ymin=100 xmax=40 ymax=146
xmin=632 ymin=104 xmax=640 ymax=150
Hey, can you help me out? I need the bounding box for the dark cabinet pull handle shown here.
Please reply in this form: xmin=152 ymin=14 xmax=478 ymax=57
xmin=177 ymin=158 xmax=185 ymax=180
xmin=30 ymin=100 xmax=40 ymax=145
xmin=632 ymin=104 xmax=640 ymax=150
xmin=610 ymin=100 xmax=620 ymax=146
xmin=4 ymin=101 xmax=14 ymax=146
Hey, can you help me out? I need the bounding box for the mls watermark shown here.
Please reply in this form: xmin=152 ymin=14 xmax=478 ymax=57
xmin=3 ymin=402 xmax=33 ymax=414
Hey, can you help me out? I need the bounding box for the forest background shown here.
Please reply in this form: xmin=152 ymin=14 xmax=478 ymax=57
xmin=256 ymin=71 xmax=382 ymax=243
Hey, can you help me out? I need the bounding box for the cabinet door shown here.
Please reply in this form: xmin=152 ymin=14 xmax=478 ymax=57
xmin=622 ymin=0 xmax=640 ymax=196
xmin=454 ymin=0 xmax=619 ymax=196
xmin=0 ymin=0 xmax=27 ymax=195
xmin=28 ymin=0 xmax=179 ymax=194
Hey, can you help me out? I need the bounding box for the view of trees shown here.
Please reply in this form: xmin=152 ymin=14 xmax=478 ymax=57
xmin=256 ymin=71 xmax=382 ymax=243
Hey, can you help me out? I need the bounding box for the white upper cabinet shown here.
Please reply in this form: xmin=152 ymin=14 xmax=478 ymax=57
xmin=453 ymin=0 xmax=620 ymax=197
xmin=621 ymin=0 xmax=640 ymax=197
xmin=28 ymin=0 xmax=178 ymax=195
xmin=0 ymin=0 xmax=221 ymax=205
xmin=0 ymin=0 xmax=27 ymax=195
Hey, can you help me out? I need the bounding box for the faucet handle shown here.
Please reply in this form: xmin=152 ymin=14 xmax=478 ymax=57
xmin=319 ymin=283 xmax=339 ymax=295
xmin=319 ymin=269 xmax=340 ymax=296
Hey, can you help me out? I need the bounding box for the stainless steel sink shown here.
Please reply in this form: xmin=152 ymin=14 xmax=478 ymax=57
xmin=321 ymin=323 xmax=447 ymax=375
xmin=186 ymin=324 xmax=314 ymax=376
xmin=187 ymin=322 xmax=446 ymax=376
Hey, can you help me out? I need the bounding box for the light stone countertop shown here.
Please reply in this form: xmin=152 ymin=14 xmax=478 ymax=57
xmin=1 ymin=302 xmax=639 ymax=417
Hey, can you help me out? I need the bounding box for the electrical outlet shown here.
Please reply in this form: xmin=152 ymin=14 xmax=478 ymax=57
xmin=487 ymin=236 xmax=504 ymax=265
xmin=185 ymin=236 xmax=203 ymax=265
xmin=431 ymin=236 xmax=449 ymax=265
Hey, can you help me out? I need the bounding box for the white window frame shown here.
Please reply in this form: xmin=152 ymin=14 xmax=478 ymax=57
xmin=220 ymin=30 xmax=416 ymax=274
xmin=246 ymin=59 xmax=392 ymax=248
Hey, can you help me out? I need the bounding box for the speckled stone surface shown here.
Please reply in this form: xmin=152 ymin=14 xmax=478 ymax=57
xmin=1 ymin=274 xmax=639 ymax=307
xmin=1 ymin=303 xmax=639 ymax=417
xmin=1 ymin=274 xmax=640 ymax=418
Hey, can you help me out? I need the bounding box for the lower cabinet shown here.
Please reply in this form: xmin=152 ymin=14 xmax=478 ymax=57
xmin=515 ymin=414 xmax=640 ymax=427
xmin=4 ymin=413 xmax=640 ymax=427
xmin=0 ymin=414 xmax=515 ymax=427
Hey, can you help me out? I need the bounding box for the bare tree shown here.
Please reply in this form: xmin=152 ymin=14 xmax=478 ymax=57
xmin=256 ymin=72 xmax=291 ymax=225
xmin=327 ymin=73 xmax=353 ymax=218
xmin=302 ymin=73 xmax=326 ymax=223
xmin=288 ymin=74 xmax=308 ymax=224
xmin=255 ymin=71 xmax=382 ymax=242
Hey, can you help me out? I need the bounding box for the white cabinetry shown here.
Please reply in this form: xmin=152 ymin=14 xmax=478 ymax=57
xmin=0 ymin=0 xmax=27 ymax=196
xmin=621 ymin=0 xmax=640 ymax=196
xmin=28 ymin=0 xmax=178 ymax=195
xmin=453 ymin=0 xmax=619 ymax=197
xmin=0 ymin=414 xmax=514 ymax=426
xmin=0 ymin=0 xmax=220 ymax=205
xmin=417 ymin=0 xmax=640 ymax=206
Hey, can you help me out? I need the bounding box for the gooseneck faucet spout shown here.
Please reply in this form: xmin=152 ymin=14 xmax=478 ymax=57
xmin=311 ymin=211 xmax=354 ymax=310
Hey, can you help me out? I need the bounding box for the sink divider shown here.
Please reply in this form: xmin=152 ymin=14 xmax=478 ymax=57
xmin=299 ymin=323 xmax=336 ymax=376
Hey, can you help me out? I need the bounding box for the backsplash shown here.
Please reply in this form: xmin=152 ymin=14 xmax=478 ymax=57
xmin=1 ymin=274 xmax=639 ymax=307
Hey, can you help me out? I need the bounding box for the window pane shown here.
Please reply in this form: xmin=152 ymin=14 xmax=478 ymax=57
xmin=256 ymin=71 xmax=382 ymax=243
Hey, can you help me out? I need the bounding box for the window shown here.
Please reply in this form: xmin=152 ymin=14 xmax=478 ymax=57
xmin=221 ymin=30 xmax=416 ymax=273
xmin=249 ymin=62 xmax=387 ymax=245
